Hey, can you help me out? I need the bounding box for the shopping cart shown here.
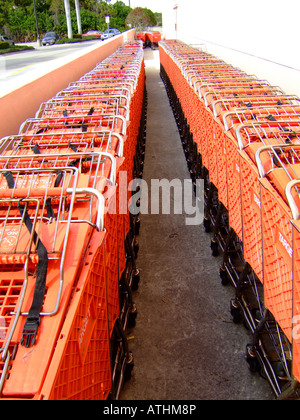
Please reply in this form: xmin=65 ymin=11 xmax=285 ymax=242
xmin=159 ymin=39 xmax=300 ymax=398
xmin=255 ymin=142 xmax=300 ymax=341
xmin=286 ymin=179 xmax=300 ymax=389
xmin=36 ymin=96 xmax=130 ymax=120
xmin=0 ymin=40 xmax=146 ymax=400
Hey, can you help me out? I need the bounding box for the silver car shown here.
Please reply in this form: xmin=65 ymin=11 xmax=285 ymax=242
xmin=42 ymin=32 xmax=60 ymax=46
xmin=0 ymin=35 xmax=14 ymax=46
xmin=101 ymin=29 xmax=121 ymax=40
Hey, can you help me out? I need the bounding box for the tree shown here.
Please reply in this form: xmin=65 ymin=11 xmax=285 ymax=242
xmin=125 ymin=7 xmax=151 ymax=30
xmin=0 ymin=0 xmax=156 ymax=42
xmin=154 ymin=13 xmax=162 ymax=26
xmin=0 ymin=1 xmax=13 ymax=31
xmin=143 ymin=8 xmax=157 ymax=27
xmin=50 ymin=0 xmax=64 ymax=29
xmin=110 ymin=1 xmax=131 ymax=31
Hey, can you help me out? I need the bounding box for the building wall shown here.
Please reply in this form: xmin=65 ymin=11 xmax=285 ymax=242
xmin=162 ymin=0 xmax=300 ymax=97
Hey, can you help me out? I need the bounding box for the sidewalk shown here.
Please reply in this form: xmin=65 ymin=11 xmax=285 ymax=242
xmin=120 ymin=48 xmax=273 ymax=400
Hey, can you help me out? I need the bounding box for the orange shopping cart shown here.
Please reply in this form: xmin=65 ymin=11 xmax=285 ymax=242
xmin=0 ymin=40 xmax=146 ymax=400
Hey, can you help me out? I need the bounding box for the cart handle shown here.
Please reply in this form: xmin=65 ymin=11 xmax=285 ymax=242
xmin=67 ymin=187 xmax=105 ymax=232
xmin=0 ymin=151 xmax=117 ymax=185
xmin=285 ymin=179 xmax=300 ymax=220
xmin=254 ymin=143 xmax=300 ymax=177
xmin=236 ymin=121 xmax=300 ymax=151
xmin=99 ymin=131 xmax=124 ymax=158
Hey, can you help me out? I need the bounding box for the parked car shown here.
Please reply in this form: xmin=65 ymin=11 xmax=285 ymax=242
xmin=42 ymin=32 xmax=60 ymax=46
xmin=0 ymin=35 xmax=14 ymax=46
xmin=82 ymin=30 xmax=103 ymax=38
xmin=101 ymin=28 xmax=121 ymax=40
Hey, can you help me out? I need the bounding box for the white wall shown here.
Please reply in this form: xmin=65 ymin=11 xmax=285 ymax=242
xmin=162 ymin=0 xmax=300 ymax=97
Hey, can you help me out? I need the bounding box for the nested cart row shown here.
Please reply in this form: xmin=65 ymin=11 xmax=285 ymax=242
xmin=160 ymin=39 xmax=300 ymax=399
xmin=0 ymin=41 xmax=147 ymax=400
xmin=136 ymin=31 xmax=161 ymax=49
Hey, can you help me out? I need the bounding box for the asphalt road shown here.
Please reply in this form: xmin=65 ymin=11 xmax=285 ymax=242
xmin=1 ymin=40 xmax=100 ymax=75
xmin=0 ymin=39 xmax=101 ymax=97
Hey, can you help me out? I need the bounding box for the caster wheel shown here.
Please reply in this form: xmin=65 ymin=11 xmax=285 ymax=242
xmin=134 ymin=218 xmax=141 ymax=236
xmin=128 ymin=304 xmax=138 ymax=329
xmin=134 ymin=241 xmax=139 ymax=259
xmin=203 ymin=218 xmax=211 ymax=233
xmin=211 ymin=240 xmax=219 ymax=257
xmin=243 ymin=319 xmax=251 ymax=331
xmin=219 ymin=267 xmax=229 ymax=286
xmin=132 ymin=269 xmax=140 ymax=291
xmin=124 ymin=352 xmax=134 ymax=382
xmin=230 ymin=299 xmax=242 ymax=324
xmin=245 ymin=344 xmax=260 ymax=373
xmin=253 ymin=309 xmax=263 ymax=324
xmin=272 ymin=362 xmax=288 ymax=381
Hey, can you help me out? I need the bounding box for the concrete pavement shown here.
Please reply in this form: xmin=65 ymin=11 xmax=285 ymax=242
xmin=120 ymin=48 xmax=274 ymax=401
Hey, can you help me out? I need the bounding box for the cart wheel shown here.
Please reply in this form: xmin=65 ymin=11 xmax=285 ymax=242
xmin=272 ymin=361 xmax=288 ymax=381
xmin=128 ymin=304 xmax=138 ymax=329
xmin=134 ymin=240 xmax=139 ymax=259
xmin=245 ymin=344 xmax=260 ymax=373
xmin=219 ymin=267 xmax=229 ymax=286
xmin=135 ymin=217 xmax=141 ymax=236
xmin=124 ymin=352 xmax=134 ymax=382
xmin=253 ymin=309 xmax=263 ymax=324
xmin=132 ymin=269 xmax=140 ymax=291
xmin=211 ymin=240 xmax=219 ymax=256
xmin=230 ymin=299 xmax=242 ymax=324
xmin=203 ymin=218 xmax=211 ymax=233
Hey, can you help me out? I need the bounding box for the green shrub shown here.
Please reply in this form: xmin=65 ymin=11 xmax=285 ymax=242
xmin=0 ymin=42 xmax=10 ymax=50
xmin=57 ymin=37 xmax=84 ymax=44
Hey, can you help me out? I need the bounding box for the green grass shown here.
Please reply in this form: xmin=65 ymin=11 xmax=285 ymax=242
xmin=0 ymin=45 xmax=35 ymax=55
